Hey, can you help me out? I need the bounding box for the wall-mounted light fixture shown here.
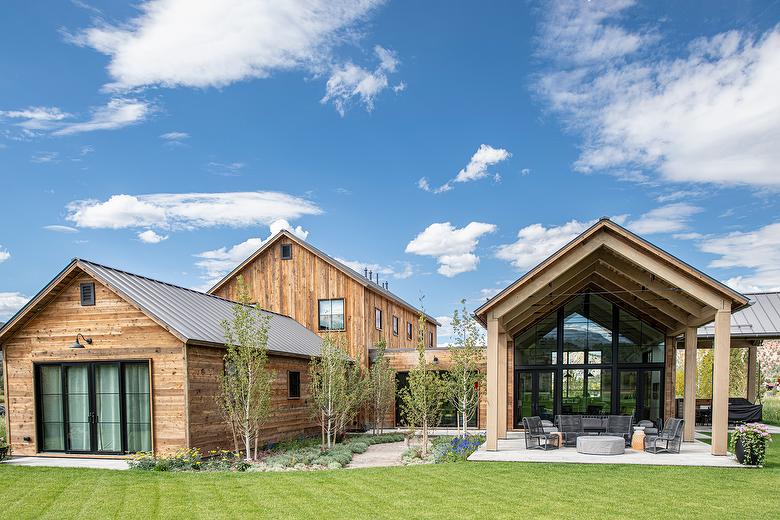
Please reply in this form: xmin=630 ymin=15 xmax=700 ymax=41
xmin=70 ymin=333 xmax=93 ymax=349
xmin=433 ymin=356 xmax=439 ymax=364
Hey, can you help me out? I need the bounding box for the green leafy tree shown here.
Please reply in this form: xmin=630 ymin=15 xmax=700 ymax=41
xmin=218 ymin=276 xmax=274 ymax=461
xmin=367 ymin=338 xmax=396 ymax=435
xmin=446 ymin=299 xmax=485 ymax=435
xmin=309 ymin=335 xmax=368 ymax=450
xmin=399 ymin=311 xmax=448 ymax=456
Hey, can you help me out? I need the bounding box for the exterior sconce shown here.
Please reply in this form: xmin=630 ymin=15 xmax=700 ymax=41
xmin=70 ymin=333 xmax=93 ymax=349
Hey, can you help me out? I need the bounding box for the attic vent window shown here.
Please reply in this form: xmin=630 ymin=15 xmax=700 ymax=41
xmin=281 ymin=243 xmax=292 ymax=260
xmin=80 ymin=282 xmax=95 ymax=306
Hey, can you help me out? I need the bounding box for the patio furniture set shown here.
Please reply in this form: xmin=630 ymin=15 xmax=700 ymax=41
xmin=522 ymin=415 xmax=684 ymax=455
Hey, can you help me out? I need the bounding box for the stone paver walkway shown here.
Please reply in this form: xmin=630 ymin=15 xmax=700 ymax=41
xmin=348 ymin=441 xmax=406 ymax=469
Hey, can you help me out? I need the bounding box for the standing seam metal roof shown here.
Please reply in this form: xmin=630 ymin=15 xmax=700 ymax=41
xmin=698 ymin=292 xmax=780 ymax=338
xmin=79 ymin=259 xmax=322 ymax=357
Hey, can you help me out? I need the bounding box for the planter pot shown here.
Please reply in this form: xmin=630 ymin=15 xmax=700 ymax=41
xmin=734 ymin=438 xmax=745 ymax=464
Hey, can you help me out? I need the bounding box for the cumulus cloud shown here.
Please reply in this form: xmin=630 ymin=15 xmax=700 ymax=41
xmin=627 ymin=203 xmax=702 ymax=235
xmin=496 ymin=219 xmax=598 ymax=272
xmin=73 ymin=0 xmax=384 ymax=90
xmin=419 ymin=144 xmax=511 ymax=193
xmin=698 ymin=222 xmax=780 ymax=292
xmin=137 ymin=229 xmax=169 ymax=243
xmin=65 ymin=191 xmax=322 ymax=230
xmin=0 ymin=291 xmax=28 ymax=320
xmin=321 ymin=45 xmax=401 ymax=115
xmin=535 ymin=0 xmax=780 ymax=187
xmin=195 ymin=219 xmax=309 ymax=287
xmin=0 ymin=246 xmax=10 ymax=263
xmin=405 ymin=222 xmax=496 ymax=277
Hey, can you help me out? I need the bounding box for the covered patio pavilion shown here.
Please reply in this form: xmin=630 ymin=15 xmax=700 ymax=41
xmin=475 ymin=219 xmax=749 ymax=457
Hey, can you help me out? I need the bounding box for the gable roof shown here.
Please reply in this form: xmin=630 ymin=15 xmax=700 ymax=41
xmin=698 ymin=292 xmax=780 ymax=339
xmin=0 ymin=259 xmax=322 ymax=358
xmin=208 ymin=230 xmax=440 ymax=325
xmin=475 ymin=218 xmax=749 ymax=322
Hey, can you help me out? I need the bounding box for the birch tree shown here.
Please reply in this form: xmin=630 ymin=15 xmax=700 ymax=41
xmin=446 ymin=299 xmax=486 ymax=435
xmin=309 ymin=336 xmax=368 ymax=450
xmin=368 ymin=338 xmax=396 ymax=435
xmin=218 ymin=276 xmax=274 ymax=461
xmin=399 ymin=311 xmax=447 ymax=456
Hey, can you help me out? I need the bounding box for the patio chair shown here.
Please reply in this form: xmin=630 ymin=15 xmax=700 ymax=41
xmin=523 ymin=416 xmax=560 ymax=451
xmin=603 ymin=415 xmax=633 ymax=447
xmin=556 ymin=415 xmax=588 ymax=447
xmin=644 ymin=418 xmax=684 ymax=454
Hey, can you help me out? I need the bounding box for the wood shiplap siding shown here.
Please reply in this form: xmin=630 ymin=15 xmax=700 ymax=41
xmin=186 ymin=344 xmax=318 ymax=451
xmin=211 ymin=237 xmax=436 ymax=364
xmin=2 ymin=274 xmax=187 ymax=456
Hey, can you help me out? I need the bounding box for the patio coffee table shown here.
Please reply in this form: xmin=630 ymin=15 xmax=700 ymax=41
xmin=576 ymin=435 xmax=625 ymax=455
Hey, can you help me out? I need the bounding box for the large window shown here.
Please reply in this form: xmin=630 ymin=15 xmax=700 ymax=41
xmin=617 ymin=309 xmax=665 ymax=363
xmin=515 ymin=312 xmax=557 ymax=365
xmin=318 ymin=299 xmax=345 ymax=331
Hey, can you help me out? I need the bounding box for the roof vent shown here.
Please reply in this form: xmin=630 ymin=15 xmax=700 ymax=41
xmin=80 ymin=282 xmax=95 ymax=306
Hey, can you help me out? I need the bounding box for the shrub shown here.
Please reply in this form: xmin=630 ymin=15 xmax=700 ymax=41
xmin=731 ymin=423 xmax=773 ymax=466
xmin=432 ymin=434 xmax=486 ymax=463
xmin=128 ymin=448 xmax=248 ymax=472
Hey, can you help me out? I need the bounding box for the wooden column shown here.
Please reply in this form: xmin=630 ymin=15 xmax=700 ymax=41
xmin=497 ymin=332 xmax=507 ymax=439
xmin=711 ymin=304 xmax=731 ymax=456
xmin=664 ymin=335 xmax=677 ymax=421
xmin=683 ymin=326 xmax=697 ymax=442
xmin=486 ymin=316 xmax=499 ymax=451
xmin=746 ymin=345 xmax=758 ymax=403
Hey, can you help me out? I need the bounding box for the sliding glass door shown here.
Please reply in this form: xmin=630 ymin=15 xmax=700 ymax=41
xmin=618 ymin=368 xmax=663 ymax=423
xmin=35 ymin=361 xmax=151 ymax=454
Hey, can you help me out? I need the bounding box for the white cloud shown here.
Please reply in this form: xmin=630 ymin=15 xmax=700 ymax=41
xmin=535 ymin=1 xmax=780 ymax=187
xmin=31 ymin=151 xmax=59 ymax=163
xmin=0 ymin=106 xmax=71 ymax=130
xmin=53 ymin=98 xmax=151 ymax=135
xmin=207 ymin=161 xmax=245 ymax=176
xmin=0 ymin=246 xmax=10 ymax=263
xmin=698 ymin=222 xmax=780 ymax=292
xmin=627 ymin=203 xmax=702 ymax=235
xmin=43 ymin=225 xmax=79 ymax=233
xmin=195 ymin=219 xmax=309 ymax=287
xmin=137 ymin=229 xmax=169 ymax=243
xmin=521 ymin=168 xmax=531 ymax=176
xmin=160 ymin=131 xmax=189 ymax=141
xmin=405 ymin=222 xmax=497 ymax=277
xmin=66 ymin=191 xmax=322 ymax=230
xmin=434 ymin=315 xmax=454 ymax=346
xmin=321 ymin=45 xmax=401 ymax=116
xmin=655 ymin=189 xmax=707 ymax=203
xmin=419 ymin=144 xmax=511 ymax=193
xmin=496 ymin=219 xmax=597 ymax=272
xmin=335 ymin=257 xmax=414 ymax=280
xmin=73 ymin=0 xmax=384 ymax=91
xmin=0 ymin=291 xmax=28 ymax=320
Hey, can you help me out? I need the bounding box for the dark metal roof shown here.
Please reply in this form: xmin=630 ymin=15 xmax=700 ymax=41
xmin=698 ymin=292 xmax=780 ymax=339
xmin=76 ymin=259 xmax=322 ymax=357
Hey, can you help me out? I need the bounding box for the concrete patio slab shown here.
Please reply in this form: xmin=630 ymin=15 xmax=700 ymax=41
xmin=468 ymin=431 xmax=744 ymax=467
xmin=3 ymin=457 xmax=129 ymax=470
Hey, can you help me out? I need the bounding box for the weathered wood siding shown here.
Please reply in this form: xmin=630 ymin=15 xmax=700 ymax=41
xmin=186 ymin=344 xmax=318 ymax=451
xmin=211 ymin=237 xmax=436 ymax=363
xmin=1 ymin=273 xmax=187 ymax=456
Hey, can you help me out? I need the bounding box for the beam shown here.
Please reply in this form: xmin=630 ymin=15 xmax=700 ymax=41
xmin=683 ymin=326 xmax=697 ymax=442
xmin=486 ymin=316 xmax=500 ymax=451
xmin=497 ymin=331 xmax=507 ymax=439
xmin=589 ymin=273 xmax=680 ymax=330
xmin=506 ymin=278 xmax=594 ymax=336
xmin=747 ymin=345 xmax=758 ymax=403
xmin=711 ymin=304 xmax=731 ymax=456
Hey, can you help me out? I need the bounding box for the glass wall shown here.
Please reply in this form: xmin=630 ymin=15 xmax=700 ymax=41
xmin=514 ymin=292 xmax=665 ymax=423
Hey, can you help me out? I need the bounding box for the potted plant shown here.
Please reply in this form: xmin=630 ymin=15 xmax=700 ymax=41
xmin=730 ymin=423 xmax=772 ymax=466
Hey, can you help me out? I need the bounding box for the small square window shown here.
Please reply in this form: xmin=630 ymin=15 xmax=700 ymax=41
xmin=406 ymin=322 xmax=413 ymax=340
xmin=80 ymin=282 xmax=95 ymax=306
xmin=375 ymin=308 xmax=382 ymax=330
xmin=280 ymin=243 xmax=293 ymax=260
xmin=288 ymin=371 xmax=301 ymax=399
xmin=392 ymin=316 xmax=399 ymax=336
xmin=318 ymin=299 xmax=345 ymax=331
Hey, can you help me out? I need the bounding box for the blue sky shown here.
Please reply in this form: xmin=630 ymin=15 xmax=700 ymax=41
xmin=1 ymin=1 xmax=780 ymax=340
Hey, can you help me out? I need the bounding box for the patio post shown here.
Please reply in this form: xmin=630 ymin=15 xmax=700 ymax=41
xmin=486 ymin=316 xmax=500 ymax=451
xmin=710 ymin=303 xmax=731 ymax=456
xmin=497 ymin=331 xmax=508 ymax=439
xmin=683 ymin=326 xmax=697 ymax=442
xmin=746 ymin=345 xmax=758 ymax=403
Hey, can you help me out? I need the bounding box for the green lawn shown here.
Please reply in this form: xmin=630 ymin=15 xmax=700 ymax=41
xmin=763 ymin=396 xmax=780 ymax=426
xmin=0 ymin=436 xmax=777 ymax=519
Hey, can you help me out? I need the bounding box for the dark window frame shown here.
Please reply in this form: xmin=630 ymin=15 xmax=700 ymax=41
xmin=406 ymin=321 xmax=413 ymax=340
xmin=280 ymin=243 xmax=293 ymax=260
xmin=80 ymin=282 xmax=95 ymax=306
xmin=392 ymin=315 xmax=399 ymax=336
xmin=288 ymin=371 xmax=301 ymax=399
xmin=429 ymin=331 xmax=434 ymax=348
xmin=375 ymin=307 xmax=382 ymax=330
xmin=317 ymin=298 xmax=345 ymax=331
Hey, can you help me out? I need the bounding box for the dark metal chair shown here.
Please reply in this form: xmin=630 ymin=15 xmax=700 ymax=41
xmin=556 ymin=415 xmax=588 ymax=447
xmin=644 ymin=418 xmax=684 ymax=454
xmin=603 ymin=415 xmax=633 ymax=447
xmin=523 ymin=416 xmax=560 ymax=451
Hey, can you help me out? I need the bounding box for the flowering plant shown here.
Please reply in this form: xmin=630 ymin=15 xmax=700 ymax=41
xmin=432 ymin=434 xmax=486 ymax=463
xmin=730 ymin=423 xmax=772 ymax=466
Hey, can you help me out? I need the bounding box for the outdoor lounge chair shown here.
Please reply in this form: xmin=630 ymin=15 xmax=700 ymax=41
xmin=556 ymin=415 xmax=589 ymax=447
xmin=523 ymin=416 xmax=560 ymax=450
xmin=644 ymin=418 xmax=684 ymax=454
xmin=603 ymin=415 xmax=633 ymax=447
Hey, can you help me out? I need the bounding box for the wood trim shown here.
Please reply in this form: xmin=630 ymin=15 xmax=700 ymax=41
xmin=182 ymin=345 xmax=190 ymax=448
xmin=2 ymin=346 xmax=10 ymax=451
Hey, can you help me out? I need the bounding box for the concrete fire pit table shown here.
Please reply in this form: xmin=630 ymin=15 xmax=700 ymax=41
xmin=576 ymin=435 xmax=625 ymax=456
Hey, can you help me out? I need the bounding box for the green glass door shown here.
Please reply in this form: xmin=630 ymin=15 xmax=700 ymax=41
xmin=515 ymin=370 xmax=556 ymax=427
xmin=65 ymin=364 xmax=91 ymax=452
xmin=94 ymin=364 xmax=122 ymax=453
